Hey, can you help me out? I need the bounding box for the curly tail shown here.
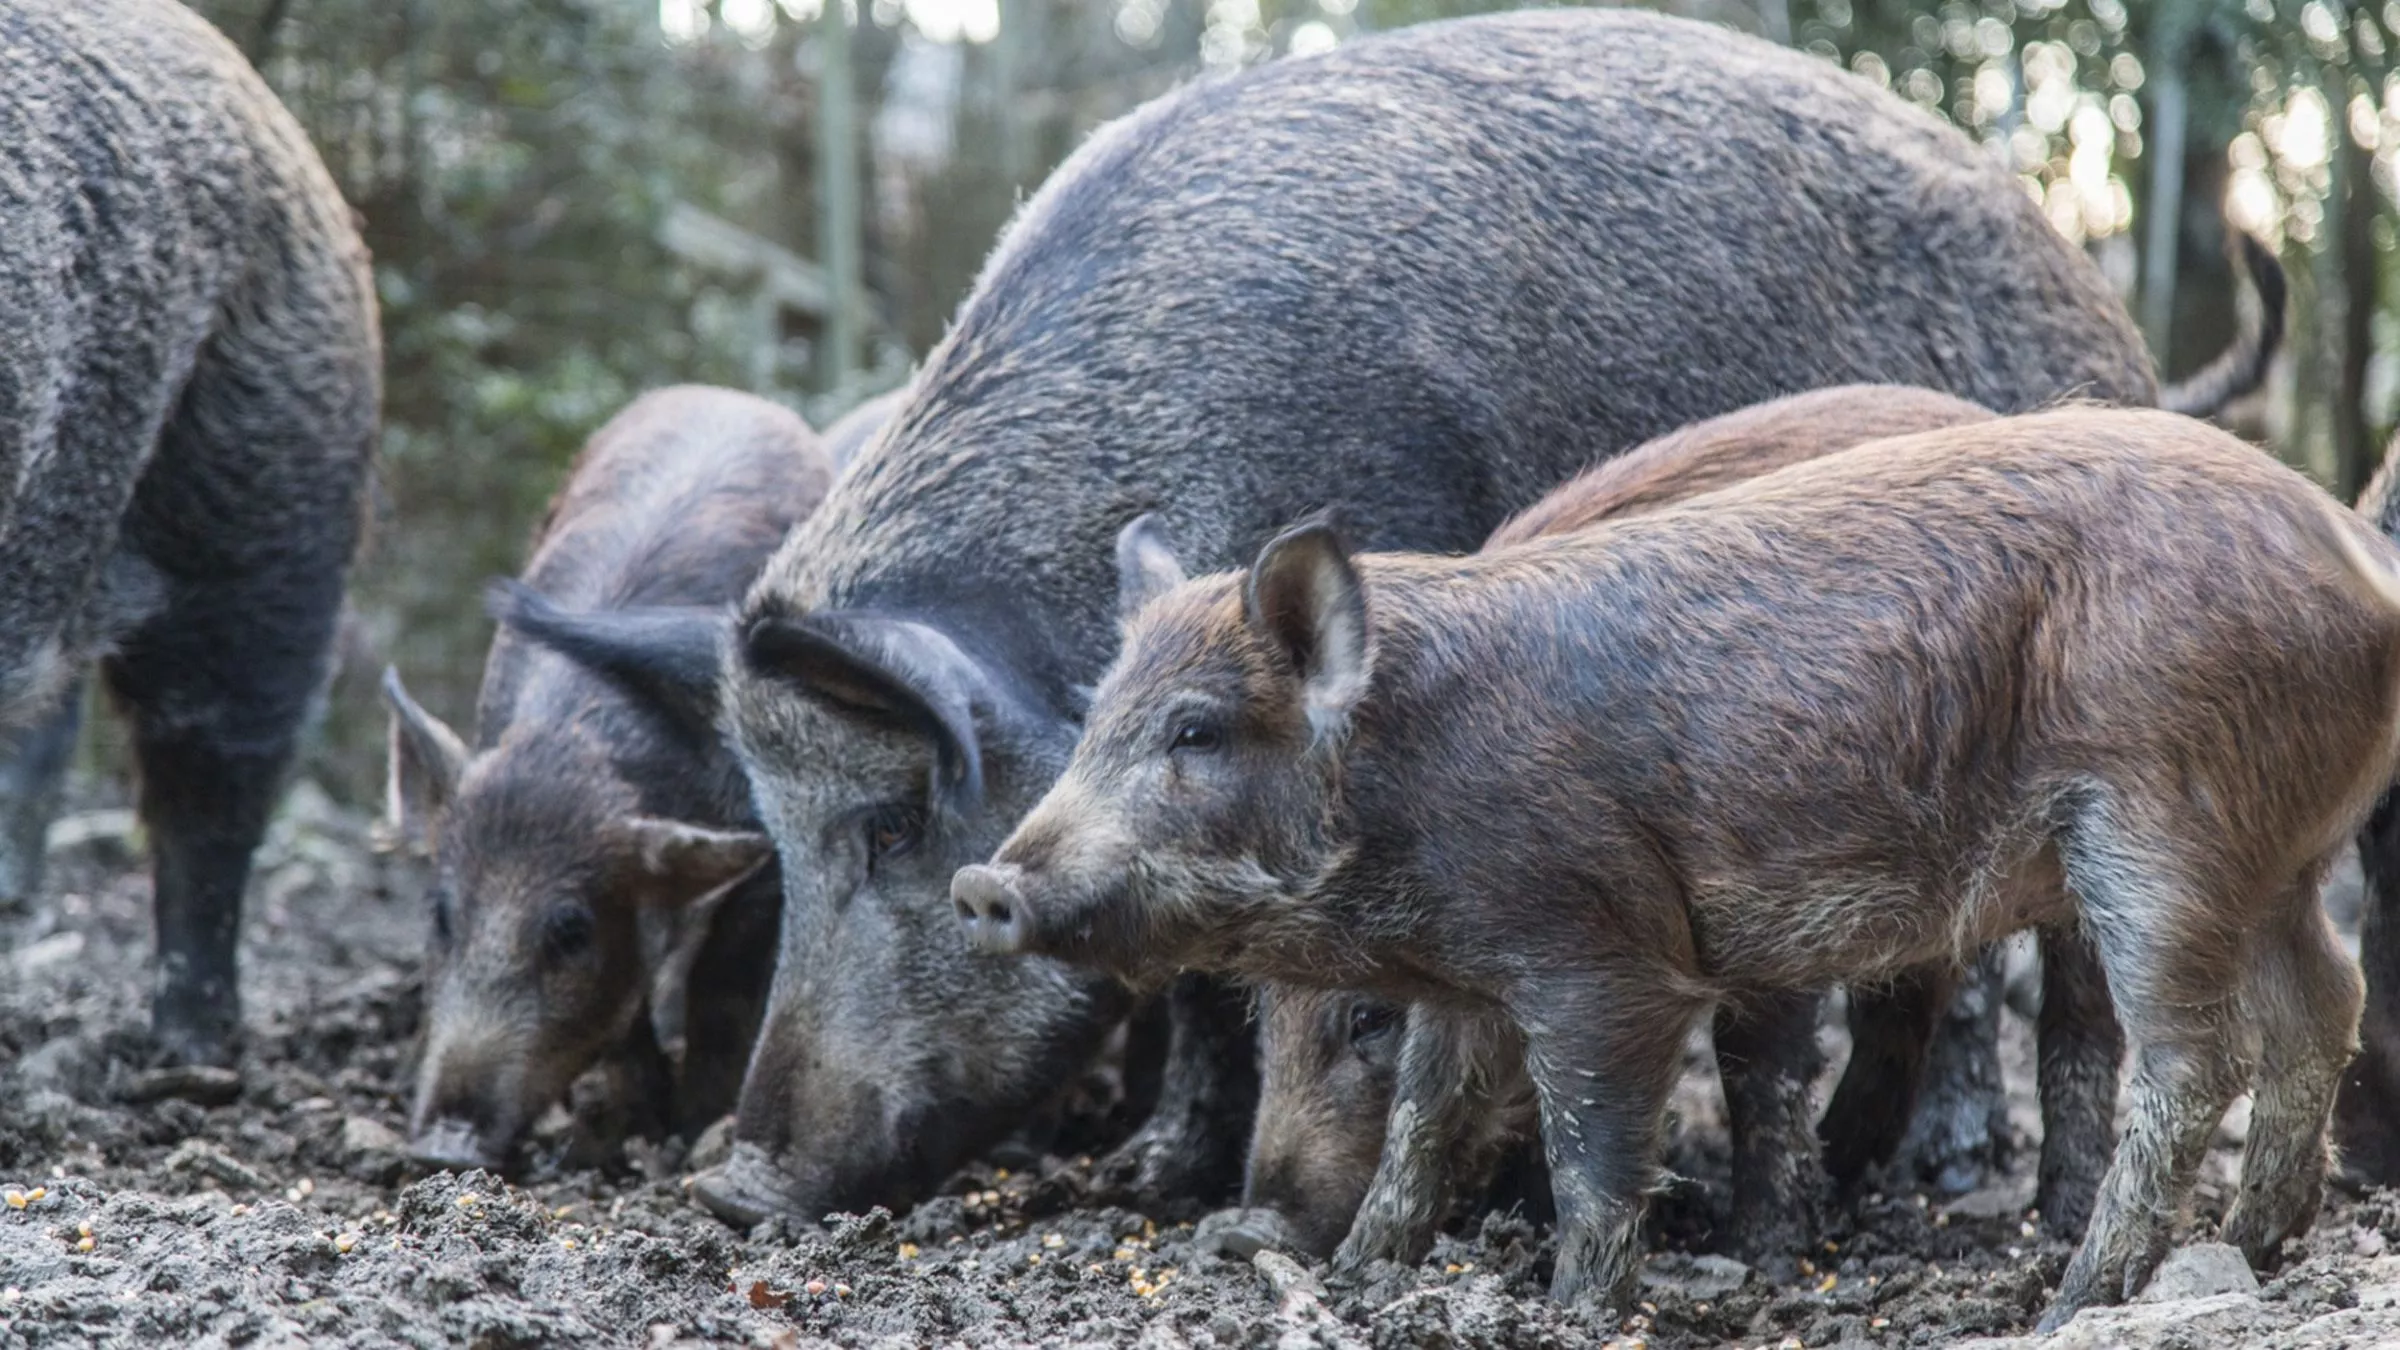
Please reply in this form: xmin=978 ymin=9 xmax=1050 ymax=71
xmin=2159 ymin=232 xmax=2288 ymax=419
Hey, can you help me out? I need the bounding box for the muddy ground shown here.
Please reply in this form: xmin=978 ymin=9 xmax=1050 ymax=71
xmin=6 ymin=779 xmax=2400 ymax=1349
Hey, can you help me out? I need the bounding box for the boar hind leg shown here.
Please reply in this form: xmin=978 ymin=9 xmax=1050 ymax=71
xmin=0 ymin=677 xmax=84 ymax=907
xmin=1337 ymin=1004 xmax=1493 ymax=1271
xmin=1518 ymin=979 xmax=1706 ymax=1314
xmin=2035 ymin=926 xmax=2121 ymax=1238
xmin=1713 ymin=989 xmax=1826 ymax=1266
xmin=2219 ymin=886 xmax=2362 ymax=1268
xmin=107 ymin=563 xmax=346 ymax=1067
xmin=1097 ymin=973 xmax=1259 ymax=1209
xmin=1821 ymin=970 xmax=1950 ymax=1192
xmin=2042 ymin=833 xmax=2253 ymax=1329
xmin=1889 ymin=951 xmax=2010 ymax=1196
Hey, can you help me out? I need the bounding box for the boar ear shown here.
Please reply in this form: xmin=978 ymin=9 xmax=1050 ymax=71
xmin=618 ymin=817 xmax=773 ymax=905
xmin=486 ymin=580 xmax=726 ymax=741
xmin=1245 ymin=520 xmax=1372 ymax=731
xmin=381 ymin=667 xmax=467 ymax=845
xmin=617 ymin=817 xmax=771 ymax=1072
xmin=743 ymin=613 xmax=990 ymax=808
xmin=1115 ymin=513 xmax=1189 ymax=624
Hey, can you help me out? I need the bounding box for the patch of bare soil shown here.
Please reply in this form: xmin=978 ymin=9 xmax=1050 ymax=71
xmin=3 ymin=784 xmax=2397 ymax=1348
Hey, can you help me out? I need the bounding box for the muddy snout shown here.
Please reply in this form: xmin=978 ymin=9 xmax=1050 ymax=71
xmin=951 ymin=863 xmax=1034 ymax=955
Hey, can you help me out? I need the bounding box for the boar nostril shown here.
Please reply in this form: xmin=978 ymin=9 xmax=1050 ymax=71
xmin=952 ymin=865 xmax=1030 ymax=954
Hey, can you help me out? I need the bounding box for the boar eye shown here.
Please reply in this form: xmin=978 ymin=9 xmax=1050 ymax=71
xmin=1348 ymin=1002 xmax=1400 ymax=1047
xmin=865 ymin=805 xmax=924 ymax=870
xmin=1168 ymin=720 xmax=1222 ymax=754
xmin=538 ymin=902 xmax=595 ymax=965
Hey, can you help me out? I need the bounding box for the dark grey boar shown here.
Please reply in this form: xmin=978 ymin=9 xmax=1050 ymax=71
xmin=1246 ymin=383 xmax=2018 ymax=1264
xmin=0 ymin=0 xmax=379 ymax=1066
xmin=2333 ymin=439 xmax=2400 ymax=1185
xmin=384 ymin=386 xmax=828 ymax=1170
xmin=504 ymin=6 xmax=2164 ymax=1227
xmin=960 ymin=408 xmax=2381 ymax=1325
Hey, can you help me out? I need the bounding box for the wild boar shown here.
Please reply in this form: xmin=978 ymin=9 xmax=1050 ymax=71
xmin=2335 ymin=441 xmax=2400 ymax=1185
xmin=384 ymin=387 xmax=828 ymax=1170
xmin=504 ymin=7 xmax=2171 ymax=1227
xmin=959 ymin=408 xmax=2380 ymax=1326
xmin=0 ymin=0 xmax=379 ymax=1066
xmin=1246 ymin=384 xmax=2037 ymax=1266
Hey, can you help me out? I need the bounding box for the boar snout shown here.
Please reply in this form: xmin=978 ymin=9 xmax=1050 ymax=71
xmin=952 ymin=863 xmax=1032 ymax=955
xmin=407 ymin=1117 xmax=505 ymax=1173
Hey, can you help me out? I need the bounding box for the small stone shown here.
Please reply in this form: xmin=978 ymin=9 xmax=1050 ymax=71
xmin=167 ymin=1141 xmax=268 ymax=1193
xmin=2133 ymin=1243 xmax=2259 ymax=1303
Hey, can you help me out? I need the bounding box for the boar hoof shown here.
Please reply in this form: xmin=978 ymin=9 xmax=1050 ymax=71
xmin=691 ymin=1143 xmax=816 ymax=1227
xmin=407 ymin=1119 xmax=506 ymax=1174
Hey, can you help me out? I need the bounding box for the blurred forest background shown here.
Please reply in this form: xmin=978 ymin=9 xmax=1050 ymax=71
xmin=160 ymin=0 xmax=2388 ymax=803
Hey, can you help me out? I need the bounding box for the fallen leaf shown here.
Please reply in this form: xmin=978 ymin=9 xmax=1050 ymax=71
xmin=746 ymin=1280 xmax=793 ymax=1310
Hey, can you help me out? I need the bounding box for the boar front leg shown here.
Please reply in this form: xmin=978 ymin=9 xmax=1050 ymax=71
xmin=1335 ymin=1002 xmax=1491 ymax=1271
xmin=2035 ymin=925 xmax=2121 ymax=1237
xmin=1096 ymin=973 xmax=1259 ymax=1208
xmin=1714 ymin=989 xmax=1827 ymax=1266
xmin=1518 ymin=974 xmax=1707 ymax=1314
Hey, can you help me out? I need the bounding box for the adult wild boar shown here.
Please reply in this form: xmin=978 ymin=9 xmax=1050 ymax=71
xmin=512 ymin=7 xmax=2168 ymax=1226
xmin=1243 ymin=383 xmax=2022 ymax=1264
xmin=0 ymin=0 xmax=379 ymax=1065
xmin=385 ymin=387 xmax=828 ymax=1171
xmin=961 ymin=409 xmax=2383 ymax=1325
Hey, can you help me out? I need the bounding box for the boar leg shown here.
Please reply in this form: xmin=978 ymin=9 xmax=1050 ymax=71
xmin=2034 ymin=925 xmax=2121 ymax=1237
xmin=1096 ymin=973 xmax=1258 ymax=1209
xmin=1520 ymin=980 xmax=1707 ymax=1313
xmin=106 ymin=569 xmax=349 ymax=1068
xmin=1336 ymin=1003 xmax=1490 ymax=1271
xmin=1712 ymin=988 xmax=1826 ymax=1266
xmin=0 ymin=676 xmax=83 ymax=907
xmin=1888 ymin=951 xmax=2010 ymax=1195
xmin=1820 ymin=971 xmax=1949 ymax=1192
xmin=2219 ymin=887 xmax=2362 ymax=1267
xmin=2336 ymin=789 xmax=2400 ymax=1186
xmin=2042 ymin=835 xmax=2253 ymax=1329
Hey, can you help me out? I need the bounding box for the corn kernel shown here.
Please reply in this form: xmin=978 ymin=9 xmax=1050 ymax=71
xmin=1113 ymin=1247 xmax=1136 ymax=1262
xmin=833 ymin=1282 xmax=851 ymax=1298
xmin=75 ymin=1221 xmax=91 ymax=1239
xmin=898 ymin=1242 xmax=920 ymax=1260
xmin=3 ymin=1190 xmax=24 ymax=1210
xmin=1816 ymin=1273 xmax=1837 ymax=1294
xmin=24 ymin=1189 xmax=44 ymax=1205
xmin=74 ymin=1236 xmax=93 ymax=1253
xmin=335 ymin=1233 xmax=358 ymax=1255
xmin=1042 ymin=1233 xmax=1064 ymax=1249
xmin=560 ymin=1238 xmax=578 ymax=1251
xmin=455 ymin=1193 xmax=479 ymax=1209
xmin=805 ymin=1279 xmax=827 ymax=1295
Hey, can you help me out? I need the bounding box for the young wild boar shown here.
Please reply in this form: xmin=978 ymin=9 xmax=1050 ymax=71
xmin=0 ymin=0 xmax=379 ymax=1067
xmin=383 ymin=387 xmax=827 ymax=1171
xmin=958 ymin=408 xmax=2383 ymax=1327
xmin=1244 ymin=384 xmax=2026 ymax=1265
